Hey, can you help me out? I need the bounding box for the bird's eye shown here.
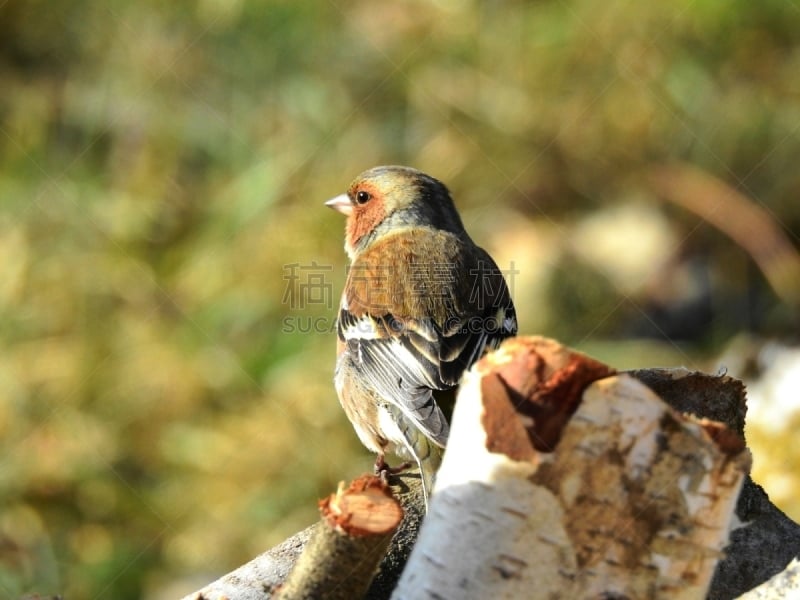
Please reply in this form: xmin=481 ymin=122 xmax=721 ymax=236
xmin=355 ymin=190 xmax=371 ymax=204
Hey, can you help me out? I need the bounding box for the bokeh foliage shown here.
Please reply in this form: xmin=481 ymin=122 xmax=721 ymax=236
xmin=1 ymin=1 xmax=799 ymax=597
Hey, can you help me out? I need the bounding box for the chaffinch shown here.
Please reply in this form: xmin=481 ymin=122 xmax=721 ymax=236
xmin=326 ymin=165 xmax=517 ymax=508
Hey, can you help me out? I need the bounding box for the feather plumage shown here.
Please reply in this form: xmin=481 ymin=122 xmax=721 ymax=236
xmin=328 ymin=166 xmax=517 ymax=508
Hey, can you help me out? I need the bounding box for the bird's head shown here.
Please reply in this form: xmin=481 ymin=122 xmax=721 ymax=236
xmin=326 ymin=165 xmax=467 ymax=258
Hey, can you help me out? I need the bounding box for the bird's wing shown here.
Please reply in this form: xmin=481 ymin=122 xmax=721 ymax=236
xmin=338 ymin=229 xmax=517 ymax=445
xmin=437 ymin=245 xmax=517 ymax=384
xmin=338 ymin=308 xmax=450 ymax=445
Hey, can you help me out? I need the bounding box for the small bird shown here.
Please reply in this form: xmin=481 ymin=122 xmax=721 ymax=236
xmin=326 ymin=165 xmax=517 ymax=508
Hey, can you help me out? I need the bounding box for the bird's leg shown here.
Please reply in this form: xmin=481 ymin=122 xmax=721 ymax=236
xmin=374 ymin=453 xmax=411 ymax=483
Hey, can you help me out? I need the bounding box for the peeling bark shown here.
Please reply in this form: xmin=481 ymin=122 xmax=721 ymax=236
xmin=393 ymin=337 xmax=751 ymax=599
xmin=181 ymin=337 xmax=800 ymax=600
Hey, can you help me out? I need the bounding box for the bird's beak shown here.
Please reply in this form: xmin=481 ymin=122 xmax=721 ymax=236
xmin=325 ymin=194 xmax=353 ymax=216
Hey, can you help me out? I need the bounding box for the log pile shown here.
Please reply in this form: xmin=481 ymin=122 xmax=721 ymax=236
xmin=183 ymin=337 xmax=800 ymax=600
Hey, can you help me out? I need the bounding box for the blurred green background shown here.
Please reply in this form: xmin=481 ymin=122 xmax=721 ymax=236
xmin=2 ymin=1 xmax=800 ymax=598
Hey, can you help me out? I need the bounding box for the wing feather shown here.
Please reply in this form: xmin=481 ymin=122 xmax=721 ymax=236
xmin=338 ymin=228 xmax=517 ymax=445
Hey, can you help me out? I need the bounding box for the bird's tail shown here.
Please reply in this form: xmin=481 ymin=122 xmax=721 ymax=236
xmin=416 ymin=439 xmax=443 ymax=510
xmin=392 ymin=405 xmax=445 ymax=510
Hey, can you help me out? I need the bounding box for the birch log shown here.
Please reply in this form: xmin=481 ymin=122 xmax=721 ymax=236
xmin=393 ymin=336 xmax=751 ymax=600
xmin=181 ymin=336 xmax=800 ymax=600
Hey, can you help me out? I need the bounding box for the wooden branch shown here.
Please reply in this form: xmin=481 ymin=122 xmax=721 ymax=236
xmin=394 ymin=337 xmax=750 ymax=599
xmin=182 ymin=525 xmax=316 ymax=600
xmin=277 ymin=476 xmax=402 ymax=600
xmin=181 ymin=336 xmax=800 ymax=600
xmin=181 ymin=473 xmax=425 ymax=600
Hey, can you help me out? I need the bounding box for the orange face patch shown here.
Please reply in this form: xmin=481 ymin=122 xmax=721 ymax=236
xmin=346 ymin=181 xmax=386 ymax=252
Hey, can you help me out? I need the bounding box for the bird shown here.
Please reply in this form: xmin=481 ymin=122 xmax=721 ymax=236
xmin=326 ymin=165 xmax=517 ymax=508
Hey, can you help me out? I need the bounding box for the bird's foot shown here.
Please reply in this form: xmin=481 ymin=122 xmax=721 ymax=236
xmin=374 ymin=454 xmax=411 ymax=483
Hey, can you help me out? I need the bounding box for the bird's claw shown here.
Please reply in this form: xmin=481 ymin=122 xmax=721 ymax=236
xmin=374 ymin=455 xmax=411 ymax=483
